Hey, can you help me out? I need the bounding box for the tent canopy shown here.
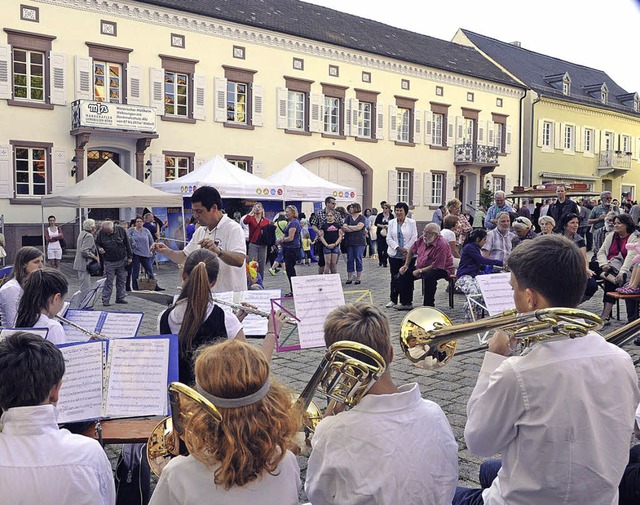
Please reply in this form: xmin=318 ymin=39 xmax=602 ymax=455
xmin=154 ymin=155 xmax=284 ymax=200
xmin=265 ymin=161 xmax=357 ymax=202
xmin=41 ymin=160 xmax=183 ymax=208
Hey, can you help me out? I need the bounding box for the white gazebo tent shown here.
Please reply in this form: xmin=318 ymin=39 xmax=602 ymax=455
xmin=265 ymin=161 xmax=357 ymax=202
xmin=41 ymin=159 xmax=185 ymax=247
xmin=154 ymin=155 xmax=284 ymax=200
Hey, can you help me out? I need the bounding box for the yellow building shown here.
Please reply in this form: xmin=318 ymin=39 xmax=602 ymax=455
xmin=0 ymin=0 xmax=524 ymax=257
xmin=455 ymin=29 xmax=640 ymax=201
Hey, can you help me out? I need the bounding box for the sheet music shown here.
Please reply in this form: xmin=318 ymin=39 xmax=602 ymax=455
xmin=104 ymin=338 xmax=169 ymax=418
xmin=0 ymin=328 xmax=49 ymax=340
xmin=56 ymin=341 xmax=104 ymax=424
xmin=61 ymin=309 xmax=103 ymax=342
xmin=101 ymin=312 xmax=144 ymax=339
xmin=475 ymin=273 xmax=516 ymax=316
xmin=237 ymin=289 xmax=281 ymax=336
xmin=292 ymin=274 xmax=345 ymax=349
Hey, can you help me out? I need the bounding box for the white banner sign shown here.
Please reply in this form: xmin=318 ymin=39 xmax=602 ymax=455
xmin=72 ymin=100 xmax=156 ymax=132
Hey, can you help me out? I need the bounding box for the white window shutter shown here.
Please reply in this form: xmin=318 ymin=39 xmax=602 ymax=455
xmin=537 ymin=119 xmax=544 ymax=147
xmin=252 ymin=83 xmax=264 ymax=127
xmin=594 ymin=129 xmax=600 ymax=154
xmin=126 ymin=64 xmax=142 ymax=105
xmin=193 ymin=74 xmax=206 ymax=120
xmin=413 ymin=110 xmax=422 ymax=144
xmin=375 ymin=103 xmax=384 ymax=140
xmin=49 ymin=52 xmax=66 ymax=105
xmin=575 ymin=126 xmax=582 ymax=152
xmin=252 ymin=160 xmax=264 ymax=177
xmin=52 ymin=149 xmax=69 ymax=193
xmin=412 ymin=172 xmax=421 ymax=206
xmin=478 ymin=121 xmax=485 ymax=145
xmin=388 ymin=105 xmax=398 ymax=141
xmin=344 ymin=98 xmax=352 ymax=136
xmin=425 ymin=112 xmax=432 ymax=145
xmin=636 ymin=138 xmax=640 ymax=160
xmin=149 ymin=67 xmax=164 ymax=116
xmin=446 ymin=116 xmax=454 ymax=147
xmin=74 ymin=55 xmax=93 ymax=100
xmin=195 ymin=157 xmax=207 ymax=168
xmin=150 ymin=153 xmax=164 ymax=183
xmin=214 ymin=77 xmax=227 ymax=123
xmin=276 ymin=87 xmax=288 ymax=129
xmin=310 ymin=93 xmax=323 ymax=133
xmin=350 ymin=98 xmax=359 ymax=137
xmin=423 ymin=174 xmax=433 ymax=206
xmin=387 ymin=170 xmax=398 ymax=204
xmin=554 ymin=122 xmax=562 ymax=149
xmin=505 ymin=177 xmax=513 ymax=193
xmin=0 ymin=45 xmax=11 ymax=100
xmin=455 ymin=116 xmax=464 ymax=144
xmin=506 ymin=125 xmax=512 ymax=154
xmin=487 ymin=120 xmax=495 ymax=147
xmin=0 ymin=145 xmax=13 ymax=198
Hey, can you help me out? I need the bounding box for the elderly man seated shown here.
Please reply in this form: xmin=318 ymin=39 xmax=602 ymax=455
xmin=511 ymin=216 xmax=537 ymax=249
xmin=483 ymin=212 xmax=515 ymax=263
xmin=400 ymin=223 xmax=454 ymax=307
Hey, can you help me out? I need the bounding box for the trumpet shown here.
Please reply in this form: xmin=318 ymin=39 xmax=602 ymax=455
xmin=211 ymin=296 xmax=297 ymax=326
xmin=56 ymin=315 xmax=110 ymax=341
xmin=399 ymin=307 xmax=604 ymax=369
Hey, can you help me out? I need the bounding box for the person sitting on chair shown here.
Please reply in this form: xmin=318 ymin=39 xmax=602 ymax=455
xmin=305 ymin=303 xmax=458 ymax=504
xmin=453 ymin=234 xmax=640 ymax=505
xmin=0 ymin=332 xmax=115 ymax=504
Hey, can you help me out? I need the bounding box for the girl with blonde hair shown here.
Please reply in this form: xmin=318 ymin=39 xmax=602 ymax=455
xmin=447 ymin=198 xmax=472 ymax=248
xmin=149 ymin=340 xmax=302 ymax=504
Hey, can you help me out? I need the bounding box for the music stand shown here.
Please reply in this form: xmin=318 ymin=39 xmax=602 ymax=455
xmin=77 ymin=278 xmax=106 ymax=310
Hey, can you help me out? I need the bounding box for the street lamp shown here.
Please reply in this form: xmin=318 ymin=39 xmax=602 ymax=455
xmin=144 ymin=160 xmax=153 ymax=180
xmin=485 ymin=178 xmax=491 ymax=189
xmin=70 ymin=155 xmax=78 ymax=177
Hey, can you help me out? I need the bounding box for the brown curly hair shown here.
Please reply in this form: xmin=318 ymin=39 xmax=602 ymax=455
xmin=186 ymin=340 xmax=302 ymax=489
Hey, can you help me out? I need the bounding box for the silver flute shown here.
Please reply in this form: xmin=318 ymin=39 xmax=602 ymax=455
xmin=211 ymin=296 xmax=297 ymax=326
xmin=56 ymin=315 xmax=110 ymax=340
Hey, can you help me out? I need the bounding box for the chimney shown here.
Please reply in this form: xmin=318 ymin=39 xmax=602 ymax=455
xmin=510 ymin=41 xmax=522 ymax=47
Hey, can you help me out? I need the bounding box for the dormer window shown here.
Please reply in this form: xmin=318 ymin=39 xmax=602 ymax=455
xmin=584 ymin=82 xmax=609 ymax=105
xmin=544 ymin=72 xmax=571 ymax=95
xmin=601 ymin=89 xmax=608 ymax=104
xmin=562 ymin=74 xmax=571 ymax=96
xmin=635 ymin=97 xmax=639 ymax=113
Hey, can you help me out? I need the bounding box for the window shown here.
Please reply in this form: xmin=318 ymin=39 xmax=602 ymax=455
xmin=13 ymin=48 xmax=45 ymax=101
xmin=542 ymin=121 xmax=552 ymax=147
xmin=429 ymin=102 xmax=450 ymax=148
xmin=635 ymin=97 xmax=639 ymax=113
xmin=435 ymin=86 xmax=443 ymax=96
xmin=493 ymin=177 xmax=504 ymax=193
xmin=164 ymin=154 xmax=191 ymax=181
xmin=564 ymin=125 xmax=574 ymax=151
xmin=397 ymin=170 xmax=410 ymax=203
xmin=323 ymin=96 xmax=340 ymax=134
xmin=495 ymin=122 xmax=505 ymax=151
xmin=396 ymin=108 xmax=410 ymax=142
xmin=165 ymin=71 xmax=189 ymax=117
xmin=157 ymin=55 xmax=199 ymax=122
xmin=357 ymin=101 xmax=373 ymax=138
xmin=288 ymin=90 xmax=305 ymax=130
xmin=226 ymin=81 xmax=247 ymax=123
xmin=227 ymin=157 xmax=253 ymax=172
xmin=12 ymin=143 xmax=52 ymax=198
xmin=601 ymin=90 xmax=608 ymax=104
xmin=432 ymin=113 xmax=444 ymax=146
xmin=431 ymin=172 xmax=445 ymax=205
xmin=621 ymin=135 xmax=631 ymax=153
xmin=584 ymin=128 xmax=593 ymax=153
xmin=562 ymin=80 xmax=570 ymax=96
xmin=467 ymin=92 xmax=474 ymax=102
xmin=93 ymin=61 xmax=122 ymax=103
xmin=496 ymin=98 xmax=503 ymax=107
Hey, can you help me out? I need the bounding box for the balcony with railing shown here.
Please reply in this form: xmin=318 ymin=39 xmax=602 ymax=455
xmin=454 ymin=144 xmax=499 ymax=166
xmin=597 ymin=150 xmax=631 ymax=176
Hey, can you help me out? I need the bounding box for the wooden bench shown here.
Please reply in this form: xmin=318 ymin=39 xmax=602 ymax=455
xmin=607 ymin=292 xmax=640 ymax=322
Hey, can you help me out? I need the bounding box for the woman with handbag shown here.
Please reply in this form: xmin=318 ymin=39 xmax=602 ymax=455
xmin=73 ymin=219 xmax=100 ymax=300
xmin=128 ymin=216 xmax=163 ymax=291
xmin=243 ymin=203 xmax=269 ymax=280
xmin=45 ymin=215 xmax=64 ymax=269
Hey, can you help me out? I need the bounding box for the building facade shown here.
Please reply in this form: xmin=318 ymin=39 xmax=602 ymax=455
xmin=455 ymin=29 xmax=640 ymax=200
xmin=0 ymin=0 xmax=524 ymax=258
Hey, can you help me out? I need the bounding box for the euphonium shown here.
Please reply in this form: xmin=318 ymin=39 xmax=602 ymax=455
xmin=400 ymin=307 xmax=604 ymax=369
xmin=146 ymin=382 xmax=222 ymax=476
xmin=295 ymin=340 xmax=387 ymax=432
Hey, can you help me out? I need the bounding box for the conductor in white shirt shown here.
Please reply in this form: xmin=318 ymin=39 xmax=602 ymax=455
xmin=453 ymin=234 xmax=640 ymax=505
xmin=0 ymin=331 xmax=116 ymax=505
xmin=154 ymin=186 xmax=247 ymax=293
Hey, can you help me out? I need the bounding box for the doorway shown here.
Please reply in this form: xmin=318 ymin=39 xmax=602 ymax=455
xmin=87 ymin=150 xmax=121 ymax=221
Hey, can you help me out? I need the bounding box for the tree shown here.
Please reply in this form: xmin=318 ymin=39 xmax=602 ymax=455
xmin=479 ymin=187 xmax=494 ymax=210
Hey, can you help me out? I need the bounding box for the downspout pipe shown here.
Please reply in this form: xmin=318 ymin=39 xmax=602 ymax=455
xmin=529 ymin=94 xmax=542 ymax=187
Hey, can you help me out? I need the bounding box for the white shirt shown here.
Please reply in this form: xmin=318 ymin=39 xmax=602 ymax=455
xmin=482 ymin=228 xmax=515 ymax=262
xmin=441 ymin=229 xmax=456 ymax=243
xmin=34 ymin=313 xmax=67 ymax=345
xmin=386 ymin=218 xmax=418 ymax=259
xmin=0 ymin=278 xmax=22 ymax=327
xmin=183 ymin=214 xmax=247 ymax=293
xmin=0 ymin=404 xmax=116 ymax=505
xmin=149 ymin=451 xmax=300 ymax=505
xmin=465 ymin=333 xmax=640 ymax=505
xmin=306 ymin=383 xmax=458 ymax=505
xmin=157 ymin=300 xmax=243 ymax=339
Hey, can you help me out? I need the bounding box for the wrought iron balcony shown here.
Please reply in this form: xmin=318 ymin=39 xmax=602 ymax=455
xmin=598 ymin=150 xmax=631 ymax=170
xmin=454 ymin=143 xmax=499 ymax=165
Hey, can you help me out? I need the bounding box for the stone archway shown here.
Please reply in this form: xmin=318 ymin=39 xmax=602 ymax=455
xmin=296 ymin=150 xmax=373 ymax=210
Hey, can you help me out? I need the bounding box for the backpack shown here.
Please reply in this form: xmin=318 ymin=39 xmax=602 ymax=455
xmin=259 ymin=223 xmax=277 ymax=247
xmin=115 ymin=443 xmax=151 ymax=505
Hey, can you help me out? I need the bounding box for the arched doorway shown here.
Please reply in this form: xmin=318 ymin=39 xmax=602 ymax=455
xmin=86 ymin=149 xmax=121 ymax=221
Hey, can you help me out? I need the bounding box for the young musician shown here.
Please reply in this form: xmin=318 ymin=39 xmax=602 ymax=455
xmin=14 ymin=268 xmax=69 ymax=345
xmin=453 ymin=234 xmax=640 ymax=505
xmin=149 ymin=339 xmax=302 ymax=505
xmin=0 ymin=246 xmax=44 ymax=327
xmin=305 ymin=303 xmax=458 ymax=504
xmin=0 ymin=332 xmax=115 ymax=504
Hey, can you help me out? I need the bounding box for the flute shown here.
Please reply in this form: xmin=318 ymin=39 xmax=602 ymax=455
xmin=56 ymin=315 xmax=110 ymax=340
xmin=211 ymin=296 xmax=297 ymax=326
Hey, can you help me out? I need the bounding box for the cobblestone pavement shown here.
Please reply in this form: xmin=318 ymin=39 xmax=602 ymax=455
xmin=58 ymin=253 xmax=640 ymax=495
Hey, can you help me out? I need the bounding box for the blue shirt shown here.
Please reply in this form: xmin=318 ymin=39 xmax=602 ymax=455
xmin=484 ymin=203 xmax=514 ymax=230
xmin=456 ymin=242 xmax=503 ymax=279
xmin=282 ymin=219 xmax=301 ymax=249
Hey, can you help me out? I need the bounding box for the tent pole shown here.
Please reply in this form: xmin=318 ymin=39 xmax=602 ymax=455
xmin=181 ymin=205 xmax=186 ymax=244
xmin=41 ymin=206 xmax=46 ymax=262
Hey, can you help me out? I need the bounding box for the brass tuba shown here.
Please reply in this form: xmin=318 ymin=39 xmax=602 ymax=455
xmin=400 ymin=306 xmax=604 ymax=369
xmin=295 ymin=340 xmax=387 ymax=431
xmin=146 ymin=382 xmax=222 ymax=476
